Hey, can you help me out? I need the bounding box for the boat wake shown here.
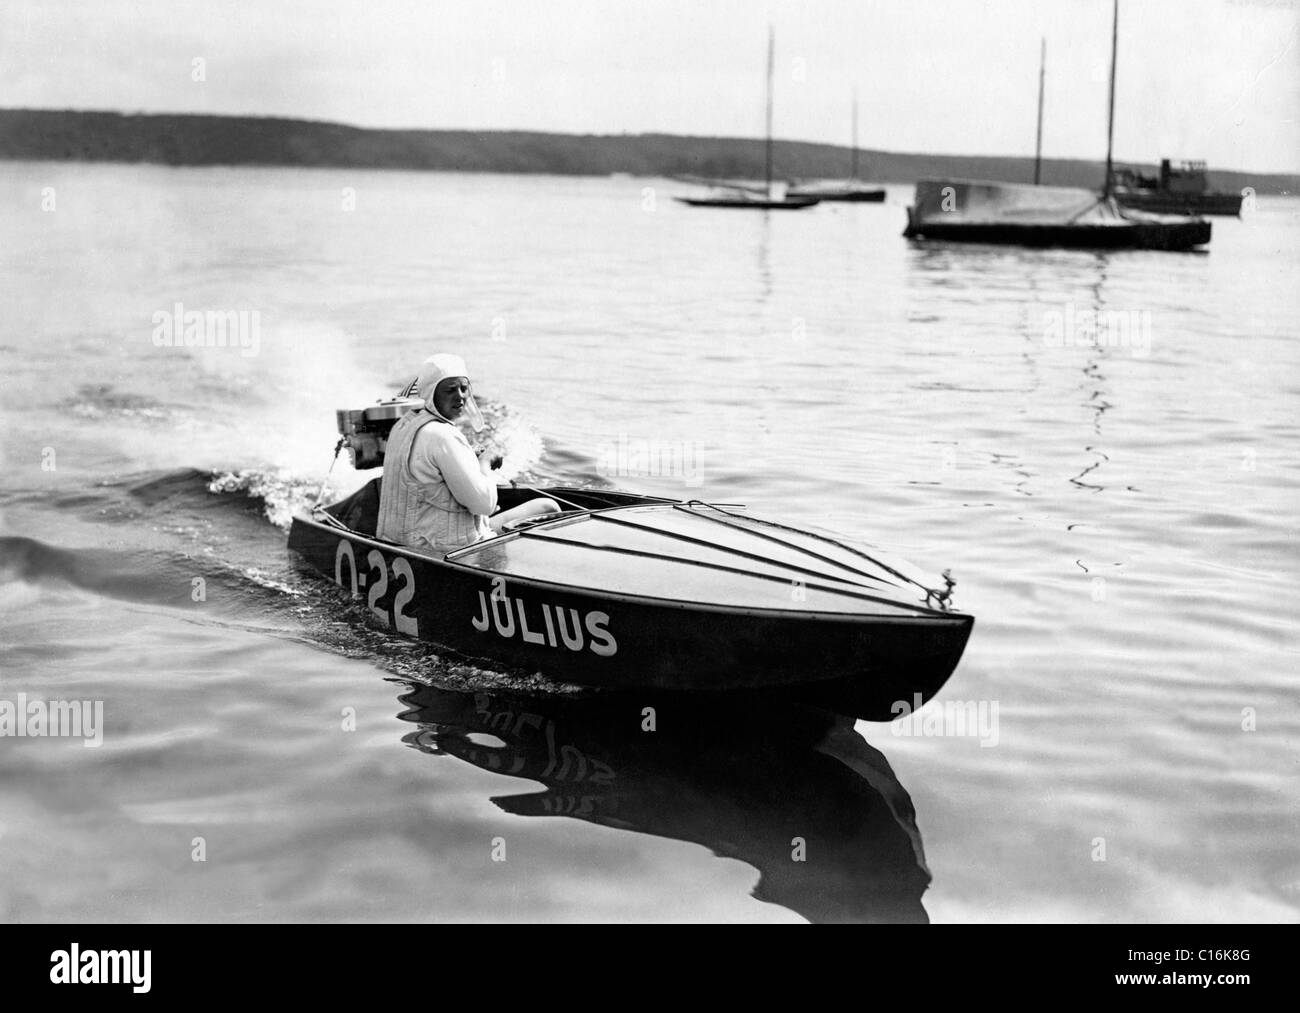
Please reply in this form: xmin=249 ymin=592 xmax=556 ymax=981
xmin=0 ymin=462 xmax=593 ymax=698
xmin=206 ymin=395 xmax=550 ymax=532
xmin=0 ymin=533 xmax=274 ymax=610
xmin=206 ymin=468 xmax=326 ymax=531
xmin=0 ymin=376 xmax=603 ymax=701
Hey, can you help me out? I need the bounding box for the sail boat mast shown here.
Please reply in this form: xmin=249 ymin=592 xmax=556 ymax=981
xmin=764 ymin=25 xmax=775 ymax=198
xmin=1034 ymin=38 xmax=1046 ymax=185
xmin=1103 ymin=0 xmax=1118 ymax=197
xmin=851 ymin=89 xmax=859 ymax=180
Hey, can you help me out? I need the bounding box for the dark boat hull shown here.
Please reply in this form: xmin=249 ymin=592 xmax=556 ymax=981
xmin=674 ymin=196 xmax=820 ymax=209
xmin=287 ymin=491 xmax=972 ymax=720
xmin=1114 ymin=190 xmax=1242 ymax=217
xmin=902 ymin=211 xmax=1211 ymax=251
xmin=790 ymin=187 xmax=886 ymax=202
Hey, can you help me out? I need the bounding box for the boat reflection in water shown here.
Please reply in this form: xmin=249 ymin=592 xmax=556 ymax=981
xmin=397 ymin=684 xmax=932 ymax=923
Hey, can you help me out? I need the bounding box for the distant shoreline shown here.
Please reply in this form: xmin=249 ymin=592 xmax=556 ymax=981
xmin=1 ymin=108 xmax=1294 ymax=194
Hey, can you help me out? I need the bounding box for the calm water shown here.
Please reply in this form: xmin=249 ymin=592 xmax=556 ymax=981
xmin=1 ymin=162 xmax=1297 ymax=923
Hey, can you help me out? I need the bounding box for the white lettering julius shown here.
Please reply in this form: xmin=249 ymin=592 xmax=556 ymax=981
xmin=471 ymin=591 xmax=617 ymax=656
xmin=50 ymin=944 xmax=151 ymax=993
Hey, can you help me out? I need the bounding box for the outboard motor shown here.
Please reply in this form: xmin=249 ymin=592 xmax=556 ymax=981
xmin=335 ymin=398 xmax=423 ymax=469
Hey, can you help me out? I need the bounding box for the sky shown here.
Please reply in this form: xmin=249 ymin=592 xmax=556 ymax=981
xmin=2 ymin=0 xmax=1297 ymax=174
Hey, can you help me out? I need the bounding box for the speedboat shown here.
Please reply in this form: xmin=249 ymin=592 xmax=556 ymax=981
xmin=287 ymin=400 xmax=973 ymax=720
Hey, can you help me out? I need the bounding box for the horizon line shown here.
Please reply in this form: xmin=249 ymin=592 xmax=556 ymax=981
xmin=4 ymin=105 xmax=1296 ymax=180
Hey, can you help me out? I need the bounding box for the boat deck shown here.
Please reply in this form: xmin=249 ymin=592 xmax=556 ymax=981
xmin=447 ymin=502 xmax=940 ymax=617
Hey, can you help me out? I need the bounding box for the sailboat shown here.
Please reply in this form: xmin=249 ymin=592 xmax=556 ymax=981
xmin=902 ymin=0 xmax=1211 ymax=251
xmin=1034 ymin=37 xmax=1046 ymax=184
xmin=789 ymin=91 xmax=887 ymax=202
xmin=676 ymin=27 xmax=820 ymax=210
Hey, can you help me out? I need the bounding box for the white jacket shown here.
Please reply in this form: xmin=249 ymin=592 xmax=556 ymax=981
xmin=376 ymin=410 xmax=497 ymax=551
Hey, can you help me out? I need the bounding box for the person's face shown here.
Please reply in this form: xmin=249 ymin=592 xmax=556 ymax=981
xmin=432 ymin=376 xmax=470 ymax=419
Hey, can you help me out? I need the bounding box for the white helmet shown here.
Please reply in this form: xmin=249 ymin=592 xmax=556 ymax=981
xmin=411 ymin=353 xmax=485 ymax=432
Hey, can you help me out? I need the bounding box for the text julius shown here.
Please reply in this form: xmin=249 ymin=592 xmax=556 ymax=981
xmin=472 ymin=592 xmax=617 ymax=656
xmin=50 ymin=945 xmax=151 ymax=993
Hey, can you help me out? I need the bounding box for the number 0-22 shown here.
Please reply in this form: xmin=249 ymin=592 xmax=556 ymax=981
xmin=335 ymin=542 xmax=418 ymax=635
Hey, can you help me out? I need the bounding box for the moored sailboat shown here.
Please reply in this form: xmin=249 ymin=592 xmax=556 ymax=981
xmin=903 ymin=1 xmax=1211 ymax=251
xmin=676 ymin=27 xmax=820 ymax=210
xmin=902 ymin=179 xmax=1211 ymax=250
xmin=790 ymin=90 xmax=887 ymax=202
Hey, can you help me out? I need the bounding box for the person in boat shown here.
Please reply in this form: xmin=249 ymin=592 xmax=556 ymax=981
xmin=376 ymin=354 xmax=560 ymax=551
